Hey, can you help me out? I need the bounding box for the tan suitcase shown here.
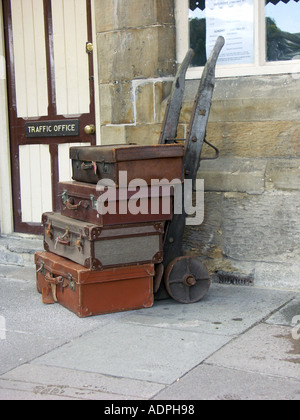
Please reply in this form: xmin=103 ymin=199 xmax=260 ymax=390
xmin=35 ymin=251 xmax=154 ymax=317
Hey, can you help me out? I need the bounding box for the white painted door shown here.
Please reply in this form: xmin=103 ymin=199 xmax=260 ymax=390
xmin=3 ymin=0 xmax=96 ymax=234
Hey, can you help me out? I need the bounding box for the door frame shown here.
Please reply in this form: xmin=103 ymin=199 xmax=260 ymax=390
xmin=2 ymin=0 xmax=98 ymax=235
xmin=0 ymin=0 xmax=13 ymax=235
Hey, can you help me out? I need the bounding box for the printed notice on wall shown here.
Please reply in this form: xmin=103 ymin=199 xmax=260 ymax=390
xmin=206 ymin=0 xmax=254 ymax=65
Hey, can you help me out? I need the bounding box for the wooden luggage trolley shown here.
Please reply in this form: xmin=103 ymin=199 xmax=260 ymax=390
xmin=35 ymin=37 xmax=225 ymax=316
xmin=156 ymin=36 xmax=225 ymax=304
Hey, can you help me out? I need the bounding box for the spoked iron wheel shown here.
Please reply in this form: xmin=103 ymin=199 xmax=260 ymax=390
xmin=164 ymin=256 xmax=211 ymax=304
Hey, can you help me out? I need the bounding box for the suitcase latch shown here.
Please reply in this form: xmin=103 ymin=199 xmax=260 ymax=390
xmin=68 ymin=274 xmax=76 ymax=292
xmin=101 ymin=159 xmax=109 ymax=174
xmin=59 ymin=190 xmax=69 ymax=204
xmin=36 ymin=262 xmax=45 ymax=275
xmin=90 ymin=195 xmax=97 ymax=210
xmin=76 ymin=234 xmax=84 ymax=252
xmin=46 ymin=222 xmax=53 ymax=239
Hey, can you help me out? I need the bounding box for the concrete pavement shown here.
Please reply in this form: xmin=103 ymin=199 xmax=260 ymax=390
xmin=0 ymin=263 xmax=299 ymax=400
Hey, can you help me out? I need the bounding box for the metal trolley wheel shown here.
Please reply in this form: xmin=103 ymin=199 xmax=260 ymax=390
xmin=164 ymin=256 xmax=211 ymax=304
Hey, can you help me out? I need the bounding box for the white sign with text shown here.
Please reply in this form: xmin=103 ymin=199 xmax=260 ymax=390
xmin=206 ymin=0 xmax=254 ymax=65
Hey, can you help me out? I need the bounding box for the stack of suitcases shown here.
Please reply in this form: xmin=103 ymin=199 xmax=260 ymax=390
xmin=35 ymin=143 xmax=184 ymax=317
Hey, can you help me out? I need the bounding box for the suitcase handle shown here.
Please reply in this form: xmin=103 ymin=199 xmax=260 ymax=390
xmin=81 ymin=162 xmax=94 ymax=170
xmin=60 ymin=190 xmax=93 ymax=211
xmin=45 ymin=273 xmax=64 ymax=285
xmin=54 ymin=229 xmax=71 ymax=248
xmin=56 ymin=238 xmax=71 ymax=246
xmin=81 ymin=161 xmax=98 ymax=175
xmin=64 ymin=199 xmax=89 ymax=211
xmin=45 ymin=272 xmax=73 ymax=288
xmin=54 ymin=229 xmax=84 ymax=252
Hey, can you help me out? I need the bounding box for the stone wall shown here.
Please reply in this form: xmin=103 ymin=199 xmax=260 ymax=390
xmin=94 ymin=0 xmax=176 ymax=145
xmin=182 ymin=75 xmax=300 ymax=291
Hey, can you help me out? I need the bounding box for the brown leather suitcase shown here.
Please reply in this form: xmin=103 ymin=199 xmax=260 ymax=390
xmin=35 ymin=251 xmax=154 ymax=317
xmin=42 ymin=212 xmax=164 ymax=270
xmin=58 ymin=180 xmax=174 ymax=225
xmin=69 ymin=144 xmax=185 ymax=185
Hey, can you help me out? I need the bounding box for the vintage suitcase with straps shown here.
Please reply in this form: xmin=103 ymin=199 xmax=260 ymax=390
xmin=35 ymin=251 xmax=154 ymax=317
xmin=58 ymin=180 xmax=175 ymax=226
xmin=69 ymin=143 xmax=185 ymax=185
xmin=42 ymin=212 xmax=164 ymax=270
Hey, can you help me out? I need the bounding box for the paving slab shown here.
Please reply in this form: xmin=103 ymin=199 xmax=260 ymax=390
xmin=0 ymin=364 xmax=164 ymax=400
xmin=0 ymin=273 xmax=126 ymax=375
xmin=0 ymin=265 xmax=36 ymax=281
xmin=153 ymin=364 xmax=300 ymax=400
xmin=0 ymin=236 xmax=43 ymax=267
xmin=31 ymin=322 xmax=230 ymax=385
xmin=206 ymin=323 xmax=300 ymax=381
xmin=0 ymin=386 xmax=76 ymax=400
xmin=266 ymin=296 xmax=300 ymax=327
xmin=120 ymin=285 xmax=296 ymax=336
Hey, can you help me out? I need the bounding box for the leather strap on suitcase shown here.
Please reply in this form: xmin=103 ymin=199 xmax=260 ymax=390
xmin=41 ymin=273 xmax=68 ymax=304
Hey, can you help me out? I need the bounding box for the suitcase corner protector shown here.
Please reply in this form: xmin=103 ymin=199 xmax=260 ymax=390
xmin=153 ymin=252 xmax=163 ymax=264
xmin=144 ymin=295 xmax=154 ymax=308
xmin=154 ymin=222 xmax=164 ymax=233
xmin=85 ymin=258 xmax=103 ymax=271
xmin=41 ymin=213 xmax=48 ymax=224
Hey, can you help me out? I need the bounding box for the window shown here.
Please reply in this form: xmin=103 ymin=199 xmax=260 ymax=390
xmin=266 ymin=1 xmax=300 ymax=61
xmin=175 ymin=0 xmax=300 ymax=78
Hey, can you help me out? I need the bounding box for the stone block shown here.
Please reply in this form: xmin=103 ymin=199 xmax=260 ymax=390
xmin=197 ymin=158 xmax=266 ymax=194
xmin=212 ymin=75 xmax=300 ymax=123
xmin=203 ymin=121 xmax=300 ymax=159
xmin=135 ymin=82 xmax=154 ymax=124
xmin=94 ymin=0 xmax=114 ymax=32
xmin=266 ymin=159 xmax=300 ymax=192
xmin=99 ymin=81 xmax=134 ymax=125
xmin=154 ymin=81 xmax=172 ymax=124
xmin=183 ymin=192 xmax=223 ymax=259
xmin=100 ymin=125 xmax=127 ymax=145
xmin=155 ymin=0 xmax=175 ymax=25
xmin=97 ymin=25 xmax=176 ymax=83
xmin=124 ymin=124 xmax=162 ymax=145
xmin=101 ymin=122 xmax=184 ymax=147
xmin=95 ymin=0 xmax=174 ymax=32
xmin=222 ymin=191 xmax=300 ymax=264
xmin=182 ymin=75 xmax=300 ymax=123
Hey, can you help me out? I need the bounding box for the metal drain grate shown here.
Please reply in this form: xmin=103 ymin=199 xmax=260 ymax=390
xmin=215 ymin=271 xmax=254 ymax=286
